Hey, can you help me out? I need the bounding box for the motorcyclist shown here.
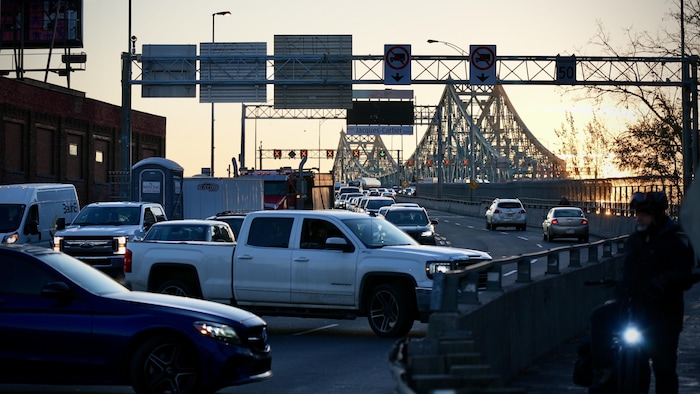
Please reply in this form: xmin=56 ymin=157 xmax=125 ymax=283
xmin=588 ymin=191 xmax=694 ymax=393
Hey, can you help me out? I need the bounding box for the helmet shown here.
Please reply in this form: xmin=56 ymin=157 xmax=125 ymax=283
xmin=630 ymin=191 xmax=668 ymax=215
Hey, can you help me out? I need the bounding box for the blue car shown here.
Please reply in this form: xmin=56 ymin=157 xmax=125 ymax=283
xmin=0 ymin=244 xmax=271 ymax=394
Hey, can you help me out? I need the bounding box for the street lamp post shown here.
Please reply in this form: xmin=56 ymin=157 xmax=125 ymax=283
xmin=210 ymin=11 xmax=230 ymax=177
xmin=427 ymin=39 xmax=476 ymax=190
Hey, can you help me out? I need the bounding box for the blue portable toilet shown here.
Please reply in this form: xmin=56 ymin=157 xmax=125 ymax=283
xmin=131 ymin=157 xmax=184 ymax=219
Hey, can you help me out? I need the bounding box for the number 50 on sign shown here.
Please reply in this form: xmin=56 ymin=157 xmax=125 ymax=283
xmin=555 ymin=55 xmax=576 ymax=83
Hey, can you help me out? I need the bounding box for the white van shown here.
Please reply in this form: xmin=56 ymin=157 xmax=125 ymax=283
xmin=0 ymin=183 xmax=80 ymax=247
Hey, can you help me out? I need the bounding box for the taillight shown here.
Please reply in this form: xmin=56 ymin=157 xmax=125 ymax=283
xmin=494 ymin=209 xmax=502 ymax=214
xmin=551 ymin=219 xmax=559 ymax=225
xmin=124 ymin=249 xmax=132 ymax=273
xmin=520 ymin=209 xmax=526 ymax=214
xmin=582 ymin=219 xmax=588 ymax=225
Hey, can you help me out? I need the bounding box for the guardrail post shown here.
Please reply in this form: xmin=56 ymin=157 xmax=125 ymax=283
xmin=516 ymin=257 xmax=532 ymax=283
xmin=602 ymin=241 xmax=612 ymax=258
xmin=587 ymin=245 xmax=599 ymax=263
xmin=457 ymin=271 xmax=480 ymax=305
xmin=617 ymin=239 xmax=626 ymax=255
xmin=569 ymin=248 xmax=581 ymax=268
xmin=430 ymin=272 xmax=458 ymax=312
xmin=546 ymin=252 xmax=560 ymax=274
xmin=486 ymin=265 xmax=503 ymax=291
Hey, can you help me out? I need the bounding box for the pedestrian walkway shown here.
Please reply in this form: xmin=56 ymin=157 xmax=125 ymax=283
xmin=508 ymin=281 xmax=700 ymax=393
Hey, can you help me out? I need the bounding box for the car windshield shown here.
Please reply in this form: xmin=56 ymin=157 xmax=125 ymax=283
xmin=366 ymin=199 xmax=393 ymax=209
xmin=72 ymin=206 xmax=141 ymax=226
xmin=0 ymin=203 xmax=24 ymax=232
xmin=43 ymin=252 xmax=129 ymax=295
xmin=385 ymin=210 xmax=429 ymax=226
xmin=342 ymin=217 xmax=418 ymax=248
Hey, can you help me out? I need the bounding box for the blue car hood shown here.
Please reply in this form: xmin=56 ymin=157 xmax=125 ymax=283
xmin=112 ymin=290 xmax=264 ymax=324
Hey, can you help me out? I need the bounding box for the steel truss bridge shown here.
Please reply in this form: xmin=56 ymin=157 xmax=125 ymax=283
xmin=128 ymin=52 xmax=698 ymax=190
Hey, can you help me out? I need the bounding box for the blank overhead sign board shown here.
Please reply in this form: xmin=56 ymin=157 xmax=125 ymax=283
xmin=273 ymin=35 xmax=353 ymax=109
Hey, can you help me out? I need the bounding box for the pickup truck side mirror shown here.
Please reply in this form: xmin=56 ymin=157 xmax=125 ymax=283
xmin=55 ymin=217 xmax=66 ymax=231
xmin=325 ymin=237 xmax=354 ymax=253
xmin=430 ymin=219 xmax=438 ymax=225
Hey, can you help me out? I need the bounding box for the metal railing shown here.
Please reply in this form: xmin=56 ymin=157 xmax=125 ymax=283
xmin=431 ymin=235 xmax=628 ymax=311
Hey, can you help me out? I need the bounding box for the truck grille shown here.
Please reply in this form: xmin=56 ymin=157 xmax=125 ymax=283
xmin=61 ymin=237 xmax=118 ymax=257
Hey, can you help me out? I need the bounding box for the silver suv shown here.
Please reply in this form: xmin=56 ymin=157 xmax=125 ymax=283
xmin=485 ymin=198 xmax=527 ymax=231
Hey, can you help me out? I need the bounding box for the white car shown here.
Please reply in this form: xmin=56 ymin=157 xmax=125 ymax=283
xmin=485 ymin=198 xmax=527 ymax=231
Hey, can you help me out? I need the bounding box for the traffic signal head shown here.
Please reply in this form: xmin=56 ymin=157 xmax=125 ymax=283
xmin=300 ymin=149 xmax=308 ymax=158
xmin=379 ymin=149 xmax=386 ymax=158
xmin=273 ymin=149 xmax=282 ymax=159
xmin=352 ymin=150 xmax=360 ymax=158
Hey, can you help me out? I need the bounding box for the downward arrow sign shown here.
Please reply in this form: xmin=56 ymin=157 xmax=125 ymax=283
xmin=478 ymin=73 xmax=490 ymax=82
xmin=392 ymin=73 xmax=404 ymax=81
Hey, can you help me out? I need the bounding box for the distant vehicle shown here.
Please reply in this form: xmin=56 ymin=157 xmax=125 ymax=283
xmin=144 ymin=219 xmax=235 ymax=243
xmin=336 ymin=186 xmax=361 ymax=197
xmin=0 ymin=244 xmax=271 ymax=393
xmin=363 ymin=197 xmax=395 ymax=215
xmin=206 ymin=211 xmax=249 ymax=239
xmin=354 ymin=177 xmax=382 ymax=190
xmin=485 ymin=198 xmax=527 ymax=231
xmin=382 ymin=206 xmax=439 ymax=245
xmin=0 ymin=183 xmax=80 ymax=247
xmin=404 ymin=186 xmax=416 ymax=196
xmin=542 ymin=206 xmax=589 ymax=242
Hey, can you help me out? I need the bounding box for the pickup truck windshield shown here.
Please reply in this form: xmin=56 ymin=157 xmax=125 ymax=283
xmin=72 ymin=206 xmax=141 ymax=226
xmin=342 ymin=217 xmax=418 ymax=248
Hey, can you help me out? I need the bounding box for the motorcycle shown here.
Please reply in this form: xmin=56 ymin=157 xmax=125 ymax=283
xmin=583 ymin=279 xmax=650 ymax=394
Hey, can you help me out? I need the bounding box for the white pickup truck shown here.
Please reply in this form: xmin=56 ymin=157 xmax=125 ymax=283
xmin=124 ymin=210 xmax=492 ymax=337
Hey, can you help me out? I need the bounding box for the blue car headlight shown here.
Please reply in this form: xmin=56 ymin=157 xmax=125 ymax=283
xmin=194 ymin=321 xmax=241 ymax=345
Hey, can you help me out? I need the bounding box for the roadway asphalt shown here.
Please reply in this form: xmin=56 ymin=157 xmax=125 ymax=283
xmin=507 ymin=277 xmax=700 ymax=393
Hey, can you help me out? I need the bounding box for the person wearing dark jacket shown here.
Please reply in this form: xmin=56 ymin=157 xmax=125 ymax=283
xmin=588 ymin=191 xmax=694 ymax=394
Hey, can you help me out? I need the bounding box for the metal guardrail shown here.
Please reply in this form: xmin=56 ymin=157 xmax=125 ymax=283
xmin=430 ymin=235 xmax=629 ymax=312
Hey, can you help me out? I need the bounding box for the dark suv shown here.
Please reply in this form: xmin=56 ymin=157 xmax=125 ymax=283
xmin=206 ymin=211 xmax=248 ymax=240
xmin=381 ymin=206 xmax=438 ymax=245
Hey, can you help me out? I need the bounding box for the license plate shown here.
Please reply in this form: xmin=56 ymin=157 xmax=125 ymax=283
xmin=566 ymin=229 xmax=574 ymax=234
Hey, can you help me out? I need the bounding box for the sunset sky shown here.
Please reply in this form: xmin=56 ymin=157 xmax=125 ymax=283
xmin=3 ymin=0 xmax=680 ymax=176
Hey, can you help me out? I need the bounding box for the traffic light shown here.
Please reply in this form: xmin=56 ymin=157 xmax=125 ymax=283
xmin=379 ymin=149 xmax=386 ymax=158
xmin=407 ymin=159 xmax=414 ymax=166
xmin=326 ymin=150 xmax=334 ymax=159
xmin=273 ymin=149 xmax=282 ymax=159
xmin=462 ymin=159 xmax=469 ymax=165
xmin=300 ymin=149 xmax=308 ymax=158
xmin=426 ymin=159 xmax=432 ymax=166
xmin=352 ymin=150 xmax=360 ymax=158
xmin=288 ymin=150 xmax=296 ymax=159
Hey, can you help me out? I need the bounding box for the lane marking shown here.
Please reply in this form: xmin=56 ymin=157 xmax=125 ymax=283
xmin=293 ymin=324 xmax=339 ymax=336
xmin=517 ymin=236 xmax=528 ymax=241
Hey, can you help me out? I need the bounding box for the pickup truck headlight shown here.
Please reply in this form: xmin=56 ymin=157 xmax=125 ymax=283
xmin=426 ymin=261 xmax=452 ymax=279
xmin=53 ymin=236 xmax=63 ymax=251
xmin=194 ymin=321 xmax=241 ymax=345
xmin=114 ymin=236 xmax=128 ymax=255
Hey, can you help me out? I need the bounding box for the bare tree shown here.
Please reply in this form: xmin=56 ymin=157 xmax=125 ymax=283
xmin=554 ymin=111 xmax=613 ymax=179
xmin=564 ymin=1 xmax=694 ymax=197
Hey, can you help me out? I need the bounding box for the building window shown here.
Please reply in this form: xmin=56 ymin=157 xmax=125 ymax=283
xmin=96 ymin=150 xmax=103 ymax=163
xmin=69 ymin=143 xmax=78 ymax=156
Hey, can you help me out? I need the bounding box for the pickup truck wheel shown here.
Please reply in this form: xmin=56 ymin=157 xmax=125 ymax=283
xmin=130 ymin=336 xmax=210 ymax=394
xmin=367 ymin=283 xmax=414 ymax=338
xmin=156 ymin=280 xmax=196 ymax=297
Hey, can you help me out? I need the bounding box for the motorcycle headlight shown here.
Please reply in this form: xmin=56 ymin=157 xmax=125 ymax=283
xmin=622 ymin=326 xmax=642 ymax=345
xmin=194 ymin=321 xmax=241 ymax=345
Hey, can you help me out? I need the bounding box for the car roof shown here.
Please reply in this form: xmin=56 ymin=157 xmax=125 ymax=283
xmin=152 ymin=219 xmax=227 ymax=226
xmin=248 ymin=210 xmax=371 ymax=219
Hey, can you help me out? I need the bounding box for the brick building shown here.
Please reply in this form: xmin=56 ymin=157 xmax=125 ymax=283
xmin=0 ymin=77 xmax=166 ymax=205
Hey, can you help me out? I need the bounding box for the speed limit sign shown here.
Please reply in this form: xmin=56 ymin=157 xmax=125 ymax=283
xmin=556 ymin=55 xmax=576 ymax=83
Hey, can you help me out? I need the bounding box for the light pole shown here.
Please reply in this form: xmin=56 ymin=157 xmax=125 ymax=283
xmin=427 ymin=39 xmax=476 ymax=189
xmin=210 ymin=11 xmax=230 ymax=177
